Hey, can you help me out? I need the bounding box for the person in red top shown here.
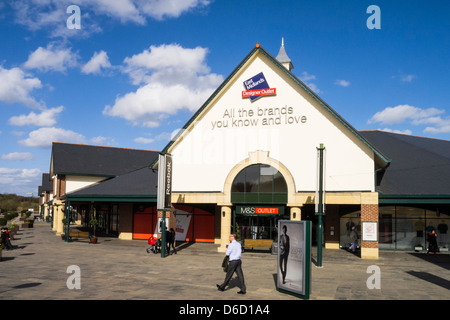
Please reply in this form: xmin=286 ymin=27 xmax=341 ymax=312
xmin=427 ymin=230 xmax=438 ymax=256
xmin=1 ymin=227 xmax=13 ymax=250
xmin=147 ymin=235 xmax=157 ymax=254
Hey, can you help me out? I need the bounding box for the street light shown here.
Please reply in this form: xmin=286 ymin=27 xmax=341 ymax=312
xmin=315 ymin=144 xmax=325 ymax=267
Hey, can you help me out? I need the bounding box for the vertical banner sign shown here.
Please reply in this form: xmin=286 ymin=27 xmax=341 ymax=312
xmin=156 ymin=153 xmax=172 ymax=258
xmin=277 ymin=220 xmax=312 ymax=299
xmin=157 ymin=154 xmax=166 ymax=210
xmin=164 ymin=154 xmax=172 ymax=209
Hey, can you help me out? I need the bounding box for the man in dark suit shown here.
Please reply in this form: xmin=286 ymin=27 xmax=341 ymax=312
xmin=279 ymin=225 xmax=290 ymax=284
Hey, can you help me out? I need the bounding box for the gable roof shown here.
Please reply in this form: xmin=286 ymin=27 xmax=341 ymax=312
xmin=50 ymin=142 xmax=159 ymax=178
xmin=66 ymin=166 xmax=158 ymax=201
xmin=151 ymin=44 xmax=390 ymax=169
xmin=41 ymin=173 xmax=53 ymax=192
xmin=359 ymin=130 xmax=450 ymax=196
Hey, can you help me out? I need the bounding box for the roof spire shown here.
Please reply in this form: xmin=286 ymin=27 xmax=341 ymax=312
xmin=276 ymin=37 xmax=293 ymax=72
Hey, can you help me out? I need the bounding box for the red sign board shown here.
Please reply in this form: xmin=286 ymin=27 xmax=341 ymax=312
xmin=242 ymin=88 xmax=276 ymax=98
xmin=255 ymin=207 xmax=279 ymax=214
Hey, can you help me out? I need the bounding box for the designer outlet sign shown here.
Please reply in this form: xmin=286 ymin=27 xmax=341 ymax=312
xmin=242 ymin=72 xmax=276 ymax=101
xmin=211 ymin=71 xmax=307 ymax=130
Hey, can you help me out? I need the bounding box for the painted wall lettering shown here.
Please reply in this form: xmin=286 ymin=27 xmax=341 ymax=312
xmin=211 ymin=106 xmax=306 ymax=130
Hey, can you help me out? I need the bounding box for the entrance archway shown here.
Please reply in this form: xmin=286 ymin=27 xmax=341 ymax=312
xmin=230 ymin=163 xmax=289 ymax=241
xmin=222 ymin=150 xmax=296 ymax=204
xmin=218 ymin=151 xmax=297 ymax=251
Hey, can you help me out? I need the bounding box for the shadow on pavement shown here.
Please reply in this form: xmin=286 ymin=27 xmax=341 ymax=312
xmin=408 ymin=253 xmax=450 ymax=271
xmin=406 ymin=271 xmax=450 ymax=291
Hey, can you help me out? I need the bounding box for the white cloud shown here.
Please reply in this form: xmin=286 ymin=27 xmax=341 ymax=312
xmin=89 ymin=136 xmax=117 ymax=145
xmin=24 ymin=44 xmax=79 ymax=72
xmin=422 ymin=117 xmax=450 ymax=134
xmin=368 ymin=105 xmax=444 ymax=125
xmin=104 ymin=43 xmax=223 ymax=127
xmin=334 ymin=79 xmax=350 ymax=87
xmin=299 ymin=71 xmax=320 ymax=93
xmin=378 ymin=128 xmax=413 ymax=135
xmin=11 ymin=0 xmax=211 ymax=38
xmin=122 ymin=44 xmax=212 ymax=85
xmin=1 ymin=152 xmax=34 ymax=161
xmin=134 ymin=137 xmax=155 ymax=144
xmin=401 ymin=74 xmax=416 ymax=83
xmin=9 ymin=106 xmax=64 ymax=127
xmin=19 ymin=127 xmax=86 ymax=148
xmin=81 ymin=50 xmax=112 ymax=74
xmin=369 ymin=104 xmax=450 ymax=136
xmin=138 ymin=0 xmax=211 ymax=20
xmin=10 ymin=131 xmax=26 ymax=137
xmin=0 ymin=168 xmax=41 ymax=186
xmin=90 ymin=0 xmax=146 ymax=24
xmin=299 ymin=71 xmax=316 ymax=82
xmin=0 ymin=66 xmax=43 ymax=109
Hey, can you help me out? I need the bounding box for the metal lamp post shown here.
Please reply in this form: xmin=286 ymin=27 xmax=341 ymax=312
xmin=315 ymin=144 xmax=325 ymax=267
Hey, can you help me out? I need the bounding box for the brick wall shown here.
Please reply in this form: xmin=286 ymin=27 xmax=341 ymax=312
xmin=361 ymin=204 xmax=378 ymax=249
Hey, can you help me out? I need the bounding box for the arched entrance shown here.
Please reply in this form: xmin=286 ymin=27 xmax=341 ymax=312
xmin=231 ymin=164 xmax=289 ymax=241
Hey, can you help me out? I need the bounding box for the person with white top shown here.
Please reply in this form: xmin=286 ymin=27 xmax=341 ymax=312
xmin=217 ymin=233 xmax=246 ymax=294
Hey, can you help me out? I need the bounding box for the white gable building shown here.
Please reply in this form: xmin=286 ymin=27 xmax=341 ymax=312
xmin=154 ymin=42 xmax=390 ymax=259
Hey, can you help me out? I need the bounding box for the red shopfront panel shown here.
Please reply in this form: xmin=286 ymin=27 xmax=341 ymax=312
xmin=133 ymin=206 xmax=157 ymax=240
xmin=175 ymin=205 xmax=215 ymax=243
xmin=193 ymin=214 xmax=215 ymax=242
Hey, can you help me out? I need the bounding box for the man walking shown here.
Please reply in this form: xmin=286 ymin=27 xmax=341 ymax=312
xmin=217 ymin=233 xmax=246 ymax=294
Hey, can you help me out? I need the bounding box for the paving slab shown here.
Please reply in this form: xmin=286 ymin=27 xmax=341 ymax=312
xmin=1 ymin=221 xmax=449 ymax=306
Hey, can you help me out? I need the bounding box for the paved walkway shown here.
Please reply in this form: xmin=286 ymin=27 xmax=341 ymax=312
xmin=1 ymin=221 xmax=449 ymax=302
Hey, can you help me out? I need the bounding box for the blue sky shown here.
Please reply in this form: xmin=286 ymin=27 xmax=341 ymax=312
xmin=0 ymin=0 xmax=449 ymax=196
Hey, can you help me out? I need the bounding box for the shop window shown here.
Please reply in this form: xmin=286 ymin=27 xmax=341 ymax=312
xmin=339 ymin=210 xmax=360 ymax=249
xmin=231 ymin=164 xmax=287 ymax=204
xmin=426 ymin=208 xmax=450 ymax=251
xmin=377 ymin=206 xmax=450 ymax=251
xmin=379 ymin=206 xmax=395 ymax=250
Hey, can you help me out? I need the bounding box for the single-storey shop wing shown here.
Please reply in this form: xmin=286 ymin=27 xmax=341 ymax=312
xmin=48 ymin=142 xmax=159 ymax=237
xmin=360 ymin=130 xmax=450 ymax=252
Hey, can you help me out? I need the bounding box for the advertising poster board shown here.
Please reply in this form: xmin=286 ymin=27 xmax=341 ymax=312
xmin=362 ymin=222 xmax=378 ymax=241
xmin=157 ymin=217 xmax=169 ymax=234
xmin=277 ymin=220 xmax=311 ymax=299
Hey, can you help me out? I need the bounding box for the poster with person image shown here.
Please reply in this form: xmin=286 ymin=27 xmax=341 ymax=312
xmin=277 ymin=220 xmax=311 ymax=298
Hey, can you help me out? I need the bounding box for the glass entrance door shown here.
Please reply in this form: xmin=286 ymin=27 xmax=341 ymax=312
xmin=235 ymin=215 xmax=277 ymax=241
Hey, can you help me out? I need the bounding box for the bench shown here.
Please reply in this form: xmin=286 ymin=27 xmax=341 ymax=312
xmin=68 ymin=230 xmax=90 ymax=239
xmin=242 ymin=239 xmax=273 ymax=253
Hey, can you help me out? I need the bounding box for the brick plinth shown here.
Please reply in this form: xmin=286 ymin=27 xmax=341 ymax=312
xmin=361 ymin=203 xmax=379 ymax=258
